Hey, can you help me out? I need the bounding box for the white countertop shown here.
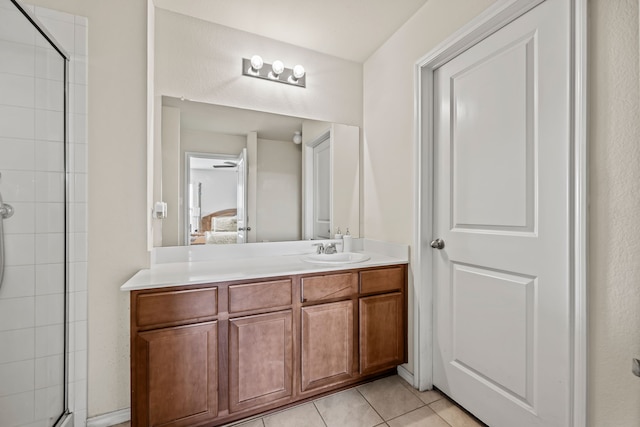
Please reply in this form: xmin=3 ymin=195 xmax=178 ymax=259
xmin=121 ymin=239 xmax=409 ymax=292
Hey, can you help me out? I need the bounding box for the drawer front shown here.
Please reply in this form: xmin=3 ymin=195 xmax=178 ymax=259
xmin=360 ymin=267 xmax=404 ymax=294
xmin=136 ymin=288 xmax=218 ymax=328
xmin=301 ymin=273 xmax=357 ymax=303
xmin=228 ymin=279 xmax=292 ymax=313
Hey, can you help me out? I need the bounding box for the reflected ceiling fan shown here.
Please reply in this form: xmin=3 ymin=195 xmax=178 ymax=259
xmin=213 ymin=161 xmax=238 ymax=168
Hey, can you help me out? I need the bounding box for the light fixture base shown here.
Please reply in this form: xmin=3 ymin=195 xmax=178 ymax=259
xmin=242 ymin=58 xmax=306 ymax=88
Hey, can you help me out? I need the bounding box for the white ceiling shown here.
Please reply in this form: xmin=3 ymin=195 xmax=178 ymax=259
xmin=152 ymin=0 xmax=429 ymax=62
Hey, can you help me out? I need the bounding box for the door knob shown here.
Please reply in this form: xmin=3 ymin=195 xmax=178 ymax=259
xmin=430 ymin=238 xmax=445 ymax=249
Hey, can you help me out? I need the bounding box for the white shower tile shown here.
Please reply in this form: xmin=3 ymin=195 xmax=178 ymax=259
xmin=0 ymin=105 xmax=35 ymax=139
xmin=35 ymin=17 xmax=74 ymax=52
xmin=4 ymin=233 xmax=35 ymax=266
xmin=0 ymin=359 xmax=34 ymax=396
xmin=0 ymin=73 xmax=35 ymax=108
xmin=70 ymin=232 xmax=87 ymax=262
xmin=74 ymin=16 xmax=87 ymax=28
xmin=73 ymin=409 xmax=87 ymax=427
xmin=74 ymin=291 xmax=87 ymax=321
xmin=73 ymin=143 xmax=86 ymax=171
xmin=0 ymin=265 xmax=35 ymax=299
xmin=35 ymin=140 xmax=64 ymax=172
xmin=0 ymin=6 xmax=36 ymax=45
xmin=0 ymin=0 xmax=15 ymax=10
xmin=34 ymin=384 xmax=64 ymax=423
xmin=0 ymin=390 xmax=35 ymax=426
xmin=74 ymin=175 xmax=87 ymax=203
xmin=34 ymin=354 xmax=63 ymax=389
xmin=35 ymin=78 xmax=64 ymax=112
xmin=70 ymin=83 xmax=86 ymax=115
xmin=73 ymin=55 xmax=86 ymax=85
xmin=35 ymin=171 xmax=64 ymax=202
xmin=2 ymin=202 xmax=35 ymax=234
xmin=71 ymin=262 xmax=87 ymax=292
xmin=35 ymin=47 xmax=65 ymax=82
xmin=34 ymin=109 xmax=63 ymax=142
xmin=34 ymin=6 xmax=74 ymax=24
xmin=74 ymin=321 xmax=86 ymax=351
xmin=35 ymin=233 xmax=65 ymax=264
xmin=0 ymin=138 xmax=35 ymax=171
xmin=0 ymin=40 xmax=35 ymax=76
xmin=35 ymin=202 xmax=64 ymax=233
xmin=0 ymin=328 xmax=35 ymax=363
xmin=73 ymin=379 xmax=86 ymax=410
xmin=0 ymin=170 xmax=35 ymax=202
xmin=35 ymin=294 xmax=64 ymax=327
xmin=71 ymin=203 xmax=86 ymax=232
xmin=0 ymin=296 xmax=35 ymax=331
xmin=71 ymin=113 xmax=86 ymax=143
xmin=35 ymin=324 xmax=64 ymax=357
xmin=74 ymin=350 xmax=86 ymax=382
xmin=35 ymin=263 xmax=64 ymax=296
xmin=67 ymin=351 xmax=75 ymax=382
xmin=74 ymin=24 xmax=86 ymax=55
xmin=67 ymin=321 xmax=75 ymax=353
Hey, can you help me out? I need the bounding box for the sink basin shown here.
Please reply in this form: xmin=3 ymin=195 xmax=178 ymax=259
xmin=302 ymin=252 xmax=371 ymax=265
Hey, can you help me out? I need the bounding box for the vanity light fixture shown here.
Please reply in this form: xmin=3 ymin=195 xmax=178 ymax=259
xmin=242 ymin=56 xmax=306 ymax=88
xmin=293 ymin=131 xmax=302 ymax=144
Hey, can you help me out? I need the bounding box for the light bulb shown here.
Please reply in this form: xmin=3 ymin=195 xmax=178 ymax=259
xmin=293 ymin=131 xmax=302 ymax=144
xmin=250 ymin=55 xmax=263 ymax=71
xmin=271 ymin=60 xmax=285 ymax=76
xmin=292 ymin=65 xmax=305 ymax=79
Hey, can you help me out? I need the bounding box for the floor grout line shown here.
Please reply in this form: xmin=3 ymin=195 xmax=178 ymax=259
xmin=311 ymin=400 xmax=328 ymax=427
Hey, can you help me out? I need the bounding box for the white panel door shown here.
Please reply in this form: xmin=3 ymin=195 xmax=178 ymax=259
xmin=432 ymin=1 xmax=571 ymax=426
xmin=236 ymin=148 xmax=248 ymax=243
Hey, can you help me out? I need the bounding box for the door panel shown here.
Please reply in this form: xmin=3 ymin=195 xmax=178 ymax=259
xmin=301 ymin=300 xmax=354 ymax=391
xmin=228 ymin=310 xmax=293 ymax=412
xmin=432 ymin=0 xmax=570 ymax=426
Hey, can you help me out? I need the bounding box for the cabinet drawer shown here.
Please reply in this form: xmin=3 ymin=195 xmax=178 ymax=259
xmin=136 ymin=288 xmax=218 ymax=328
xmin=301 ymin=273 xmax=357 ymax=303
xmin=228 ymin=279 xmax=292 ymax=313
xmin=360 ymin=267 xmax=404 ymax=294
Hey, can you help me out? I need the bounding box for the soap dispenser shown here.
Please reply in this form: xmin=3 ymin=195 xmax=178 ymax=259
xmin=343 ymin=227 xmax=352 ymax=253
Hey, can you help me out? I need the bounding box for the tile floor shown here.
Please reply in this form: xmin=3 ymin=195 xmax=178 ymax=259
xmin=111 ymin=375 xmax=487 ymax=427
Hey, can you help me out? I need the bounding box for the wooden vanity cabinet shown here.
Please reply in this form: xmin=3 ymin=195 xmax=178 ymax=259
xmin=300 ymin=272 xmax=358 ymax=393
xmin=130 ymin=264 xmax=407 ymax=427
xmin=359 ymin=266 xmax=407 ymax=375
xmin=131 ymin=287 xmax=219 ymax=427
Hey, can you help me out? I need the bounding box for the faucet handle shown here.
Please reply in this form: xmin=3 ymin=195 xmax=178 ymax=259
xmin=312 ymin=243 xmax=324 ymax=254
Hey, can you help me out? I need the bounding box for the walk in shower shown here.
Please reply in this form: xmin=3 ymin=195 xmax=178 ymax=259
xmin=0 ymin=0 xmax=85 ymax=426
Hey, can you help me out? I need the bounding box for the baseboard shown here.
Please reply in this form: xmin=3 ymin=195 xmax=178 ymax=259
xmin=86 ymin=408 xmax=130 ymax=427
xmin=397 ymin=364 xmax=415 ymax=388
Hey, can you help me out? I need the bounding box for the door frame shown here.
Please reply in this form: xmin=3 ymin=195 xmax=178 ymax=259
xmin=412 ymin=0 xmax=588 ymax=425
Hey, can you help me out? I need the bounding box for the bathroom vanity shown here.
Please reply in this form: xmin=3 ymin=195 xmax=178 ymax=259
xmin=123 ymin=242 xmax=408 ymax=427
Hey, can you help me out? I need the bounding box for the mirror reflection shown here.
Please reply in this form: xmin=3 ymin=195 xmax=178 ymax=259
xmin=156 ymin=97 xmax=359 ymax=247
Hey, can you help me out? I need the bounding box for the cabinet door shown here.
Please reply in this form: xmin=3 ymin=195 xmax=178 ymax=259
xmin=134 ymin=322 xmax=217 ymax=427
xmin=229 ymin=310 xmax=293 ymax=413
xmin=301 ymin=300 xmax=354 ymax=391
xmin=359 ymin=293 xmax=404 ymax=375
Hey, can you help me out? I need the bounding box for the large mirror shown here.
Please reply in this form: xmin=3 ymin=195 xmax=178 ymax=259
xmin=149 ymin=4 xmax=362 ymax=248
xmin=154 ymin=96 xmax=359 ymax=247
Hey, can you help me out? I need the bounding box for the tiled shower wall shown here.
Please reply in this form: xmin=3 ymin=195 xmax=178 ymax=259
xmin=0 ymin=1 xmax=88 ymax=426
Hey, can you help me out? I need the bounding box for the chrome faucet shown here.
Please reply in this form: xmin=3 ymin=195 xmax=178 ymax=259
xmin=312 ymin=243 xmax=325 ymax=254
xmin=324 ymin=243 xmax=338 ymax=254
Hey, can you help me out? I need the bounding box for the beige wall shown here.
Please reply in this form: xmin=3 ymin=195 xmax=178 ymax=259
xmin=364 ymin=0 xmax=640 ymax=425
xmin=362 ymin=0 xmax=496 ymax=379
xmin=588 ymin=0 xmax=640 ymax=424
xmin=256 ymin=139 xmax=302 ymax=242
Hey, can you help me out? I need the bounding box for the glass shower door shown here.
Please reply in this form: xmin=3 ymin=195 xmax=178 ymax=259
xmin=0 ymin=0 xmax=69 ymax=425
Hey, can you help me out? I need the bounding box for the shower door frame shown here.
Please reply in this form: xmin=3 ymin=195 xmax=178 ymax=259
xmin=8 ymin=1 xmax=72 ymax=425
